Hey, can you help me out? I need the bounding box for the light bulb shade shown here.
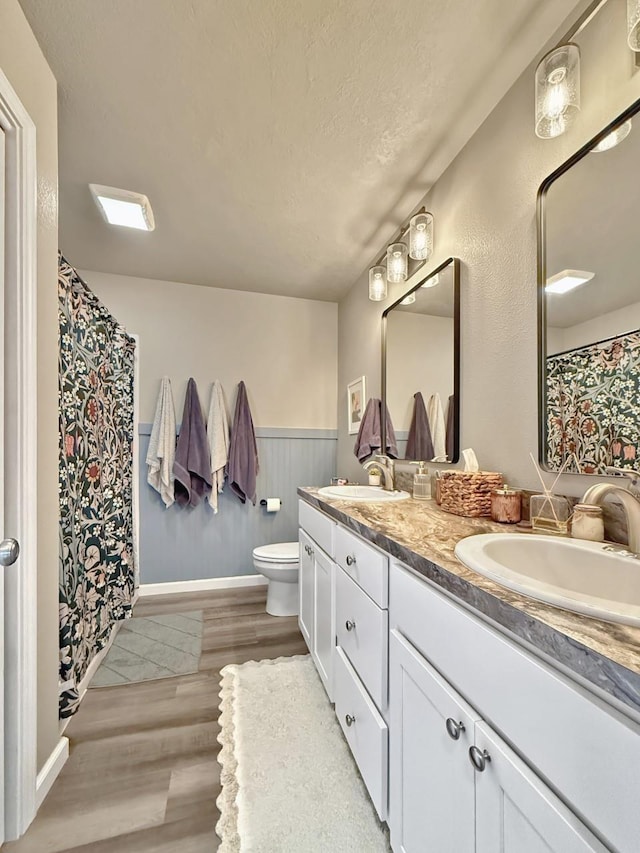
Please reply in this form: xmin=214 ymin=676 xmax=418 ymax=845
xmin=409 ymin=212 xmax=434 ymax=260
xmin=591 ymin=119 xmax=632 ymax=152
xmin=629 ymin=0 xmax=640 ymax=50
xmin=386 ymin=242 xmax=408 ymax=283
xmin=369 ymin=265 xmax=387 ymax=301
xmin=400 ymin=292 xmax=416 ymax=305
xmin=535 ymin=44 xmax=580 ymax=139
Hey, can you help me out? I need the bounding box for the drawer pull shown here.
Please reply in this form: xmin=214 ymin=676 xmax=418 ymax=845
xmin=345 ymin=619 xmax=356 ymax=632
xmin=445 ymin=718 xmax=465 ymax=740
xmin=469 ymin=746 xmax=491 ymax=772
xmin=346 ymin=554 xmax=356 ymax=566
xmin=345 ymin=714 xmax=356 ymax=727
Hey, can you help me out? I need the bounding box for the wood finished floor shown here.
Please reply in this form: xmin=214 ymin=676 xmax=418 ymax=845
xmin=5 ymin=587 xmax=307 ymax=853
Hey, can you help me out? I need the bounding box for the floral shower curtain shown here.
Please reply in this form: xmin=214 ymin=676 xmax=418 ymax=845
xmin=546 ymin=330 xmax=640 ymax=474
xmin=58 ymin=254 xmax=136 ymax=718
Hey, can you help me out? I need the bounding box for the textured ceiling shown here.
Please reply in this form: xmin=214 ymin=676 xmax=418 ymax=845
xmin=20 ymin=0 xmax=580 ymax=300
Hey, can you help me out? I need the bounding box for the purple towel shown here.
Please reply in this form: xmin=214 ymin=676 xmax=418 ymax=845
xmin=445 ymin=394 xmax=455 ymax=461
xmin=228 ymin=381 xmax=259 ymax=505
xmin=405 ymin=392 xmax=434 ymax=461
xmin=173 ymin=378 xmax=212 ymax=507
xmin=354 ymin=398 xmax=398 ymax=462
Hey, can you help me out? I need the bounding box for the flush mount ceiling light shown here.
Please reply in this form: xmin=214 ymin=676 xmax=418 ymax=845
xmin=546 ymin=269 xmax=594 ymax=294
xmin=591 ymin=119 xmax=633 ymax=152
xmin=369 ymin=265 xmax=387 ymax=301
xmin=535 ymin=44 xmax=580 ymax=139
xmin=409 ymin=211 xmax=434 ymax=261
xmin=89 ymin=184 xmax=155 ymax=231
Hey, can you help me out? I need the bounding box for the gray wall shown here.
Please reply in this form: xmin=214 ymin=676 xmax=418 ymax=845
xmin=338 ymin=0 xmax=640 ymax=496
xmin=139 ymin=427 xmax=336 ymax=583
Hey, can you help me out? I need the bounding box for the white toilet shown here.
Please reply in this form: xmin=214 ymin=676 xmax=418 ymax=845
xmin=252 ymin=542 xmax=300 ymax=616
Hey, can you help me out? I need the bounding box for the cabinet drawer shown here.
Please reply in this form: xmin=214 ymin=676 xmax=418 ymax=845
xmin=390 ymin=562 xmax=640 ymax=853
xmin=336 ymin=567 xmax=388 ymax=710
xmin=334 ymin=646 xmax=388 ymax=821
xmin=299 ymin=499 xmax=335 ymax=557
xmin=335 ymin=525 xmax=388 ymax=607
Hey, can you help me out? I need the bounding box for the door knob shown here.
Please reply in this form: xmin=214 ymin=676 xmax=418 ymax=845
xmin=346 ymin=554 xmax=356 ymax=566
xmin=345 ymin=619 xmax=356 ymax=631
xmin=468 ymin=746 xmax=491 ymax=772
xmin=0 ymin=538 xmax=20 ymax=567
xmin=445 ymin=718 xmax=466 ymax=740
xmin=345 ymin=714 xmax=356 ymax=727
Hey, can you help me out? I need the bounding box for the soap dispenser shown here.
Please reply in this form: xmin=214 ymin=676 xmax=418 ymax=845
xmin=413 ymin=462 xmax=431 ymax=500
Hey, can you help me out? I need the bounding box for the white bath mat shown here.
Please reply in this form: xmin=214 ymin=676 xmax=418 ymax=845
xmin=216 ymin=655 xmax=390 ymax=852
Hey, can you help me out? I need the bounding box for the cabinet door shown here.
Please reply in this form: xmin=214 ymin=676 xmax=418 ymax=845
xmin=389 ymin=630 xmax=478 ymax=853
xmin=313 ymin=547 xmax=335 ymax=700
xmin=298 ymin=530 xmax=314 ymax=651
xmin=474 ymin=722 xmax=609 ymax=853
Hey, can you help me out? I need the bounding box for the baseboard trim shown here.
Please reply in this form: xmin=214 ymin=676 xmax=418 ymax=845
xmin=36 ymin=737 xmax=69 ymax=810
xmin=139 ymin=575 xmax=268 ymax=597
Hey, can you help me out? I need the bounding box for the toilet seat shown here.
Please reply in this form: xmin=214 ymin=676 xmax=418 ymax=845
xmin=252 ymin=542 xmax=299 ymax=563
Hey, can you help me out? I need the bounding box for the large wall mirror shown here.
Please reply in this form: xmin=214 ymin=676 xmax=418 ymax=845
xmin=382 ymin=256 xmax=460 ymax=464
xmin=538 ymin=97 xmax=640 ymax=475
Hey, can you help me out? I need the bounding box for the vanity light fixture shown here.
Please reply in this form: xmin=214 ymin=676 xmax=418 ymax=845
xmin=629 ymin=0 xmax=640 ymax=50
xmin=387 ymin=242 xmax=409 ymax=283
xmin=409 ymin=211 xmax=434 ymax=260
xmin=369 ymin=265 xmax=388 ymax=301
xmin=421 ymin=273 xmax=440 ymax=288
xmin=400 ymin=292 xmax=416 ymax=305
xmin=546 ymin=269 xmax=594 ymax=294
xmin=535 ymin=44 xmax=580 ymax=139
xmin=591 ymin=119 xmax=633 ymax=152
xmin=89 ymin=183 xmax=155 ymax=231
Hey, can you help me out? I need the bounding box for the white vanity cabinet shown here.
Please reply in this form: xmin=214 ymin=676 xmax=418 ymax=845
xmin=298 ymin=501 xmax=337 ymax=700
xmin=389 ymin=561 xmax=639 ymax=853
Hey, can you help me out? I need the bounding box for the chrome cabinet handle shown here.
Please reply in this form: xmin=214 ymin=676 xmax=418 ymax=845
xmin=469 ymin=746 xmax=491 ymax=772
xmin=346 ymin=554 xmax=356 ymax=566
xmin=0 ymin=538 xmax=19 ymax=567
xmin=345 ymin=619 xmax=356 ymax=631
xmin=345 ymin=714 xmax=356 ymax=727
xmin=445 ymin=718 xmax=465 ymax=740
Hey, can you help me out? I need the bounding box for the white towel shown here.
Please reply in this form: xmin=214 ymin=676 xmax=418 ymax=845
xmin=146 ymin=377 xmax=176 ymax=508
xmin=206 ymin=380 xmax=230 ymax=513
xmin=427 ymin=393 xmax=447 ymax=461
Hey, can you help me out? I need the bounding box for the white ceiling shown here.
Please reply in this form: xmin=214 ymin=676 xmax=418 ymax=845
xmin=20 ymin=0 xmax=580 ymax=300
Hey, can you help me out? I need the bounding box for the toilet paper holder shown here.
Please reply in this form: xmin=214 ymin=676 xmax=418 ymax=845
xmin=260 ymin=499 xmax=283 ymax=507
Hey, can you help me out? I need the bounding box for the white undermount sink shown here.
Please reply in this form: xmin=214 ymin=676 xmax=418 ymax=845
xmin=317 ymin=484 xmax=410 ymax=502
xmin=455 ymin=533 xmax=640 ymax=628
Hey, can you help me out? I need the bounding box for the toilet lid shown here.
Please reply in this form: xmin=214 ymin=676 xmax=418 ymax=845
xmin=253 ymin=542 xmax=299 ymax=563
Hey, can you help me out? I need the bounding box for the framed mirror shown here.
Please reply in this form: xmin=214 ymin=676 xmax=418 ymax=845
xmin=382 ymin=257 xmax=460 ymax=464
xmin=538 ymin=97 xmax=640 ymax=475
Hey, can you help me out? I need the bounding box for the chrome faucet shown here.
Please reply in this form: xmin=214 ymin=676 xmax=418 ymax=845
xmin=580 ymin=482 xmax=640 ymax=555
xmin=363 ymin=454 xmax=395 ymax=491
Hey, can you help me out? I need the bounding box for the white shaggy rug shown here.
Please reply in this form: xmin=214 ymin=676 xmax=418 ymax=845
xmin=216 ymin=655 xmax=390 ymax=852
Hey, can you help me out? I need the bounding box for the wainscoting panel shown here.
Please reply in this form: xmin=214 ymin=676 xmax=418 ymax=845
xmin=138 ymin=427 xmax=337 ymax=584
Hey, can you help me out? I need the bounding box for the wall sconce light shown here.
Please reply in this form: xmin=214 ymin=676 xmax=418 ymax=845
xmin=369 ymin=265 xmax=387 ymax=301
xmin=400 ymin=292 xmax=416 ymax=305
xmin=535 ymin=44 xmax=580 ymax=139
xmin=386 ymin=242 xmax=409 ymax=283
xmin=629 ymin=0 xmax=640 ymax=50
xmin=409 ymin=211 xmax=434 ymax=260
xmin=367 ymin=206 xmax=435 ymax=301
xmin=591 ymin=118 xmax=632 ymax=152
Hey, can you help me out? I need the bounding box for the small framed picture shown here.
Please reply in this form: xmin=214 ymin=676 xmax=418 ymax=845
xmin=347 ymin=376 xmax=366 ymax=435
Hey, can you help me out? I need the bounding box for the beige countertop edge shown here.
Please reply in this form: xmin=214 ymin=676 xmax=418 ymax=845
xmin=298 ymin=487 xmax=640 ymax=718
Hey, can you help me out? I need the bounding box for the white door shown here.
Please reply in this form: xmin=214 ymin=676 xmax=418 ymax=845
xmin=389 ymin=630 xmax=478 ymax=853
xmin=312 ymin=547 xmax=334 ymax=700
xmin=474 ymin=722 xmax=609 ymax=853
xmin=298 ymin=530 xmax=314 ymax=650
xmin=0 ymin=122 xmax=5 ymax=846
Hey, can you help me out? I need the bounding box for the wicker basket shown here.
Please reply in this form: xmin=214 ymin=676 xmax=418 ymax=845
xmin=439 ymin=471 xmax=504 ymax=517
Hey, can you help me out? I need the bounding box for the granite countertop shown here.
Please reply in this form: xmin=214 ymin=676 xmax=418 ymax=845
xmin=298 ymin=487 xmax=640 ymax=718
